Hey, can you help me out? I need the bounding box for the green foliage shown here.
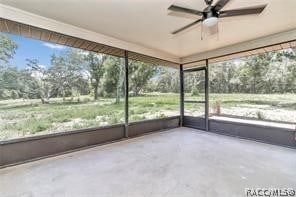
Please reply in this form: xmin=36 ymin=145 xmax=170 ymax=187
xmin=50 ymin=49 xmax=89 ymax=98
xmin=102 ymin=56 xmax=124 ymax=102
xmin=84 ymin=52 xmax=106 ymax=100
xmin=184 ymin=71 xmax=204 ymax=94
xmin=0 ymin=34 xmax=17 ymax=65
xmin=150 ymin=68 xmax=179 ymax=93
xmin=129 ymin=60 xmax=158 ymax=96
xmin=191 ymin=87 xmax=199 ymax=96
xmin=0 ymin=34 xmax=19 ymax=99
xmin=1 ymin=93 xmax=295 ymax=140
xmin=209 ymin=50 xmax=296 ymax=94
xmin=1 ymin=32 xmax=296 ymax=140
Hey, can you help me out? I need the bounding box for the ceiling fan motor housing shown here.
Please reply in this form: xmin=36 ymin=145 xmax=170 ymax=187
xmin=202 ymin=7 xmax=219 ymax=20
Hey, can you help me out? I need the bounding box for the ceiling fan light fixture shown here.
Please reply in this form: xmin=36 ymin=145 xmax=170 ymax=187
xmin=169 ymin=0 xmax=267 ymax=35
xmin=202 ymin=17 xmax=218 ymax=27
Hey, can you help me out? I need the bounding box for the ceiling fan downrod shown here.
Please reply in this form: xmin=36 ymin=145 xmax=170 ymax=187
xmin=205 ymin=0 xmax=213 ymax=6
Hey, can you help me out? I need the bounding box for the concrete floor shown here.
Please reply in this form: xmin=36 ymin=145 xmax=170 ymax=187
xmin=1 ymin=128 xmax=296 ymax=197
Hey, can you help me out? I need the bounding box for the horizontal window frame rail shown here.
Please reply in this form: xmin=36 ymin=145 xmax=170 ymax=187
xmin=184 ymin=100 xmax=205 ymax=104
xmin=0 ymin=116 xmax=180 ymax=168
xmin=183 ymin=67 xmax=206 ymax=72
xmin=209 ymin=114 xmax=296 ymax=126
xmin=128 ymin=115 xmax=180 ymax=125
xmin=208 ymin=118 xmax=296 ymax=149
xmin=0 ymin=116 xmax=181 ymax=145
xmin=0 ymin=124 xmax=125 ymax=145
xmin=209 ymin=117 xmax=296 ymax=132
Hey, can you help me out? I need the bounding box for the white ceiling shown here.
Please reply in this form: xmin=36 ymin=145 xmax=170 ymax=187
xmin=1 ymin=0 xmax=296 ymax=59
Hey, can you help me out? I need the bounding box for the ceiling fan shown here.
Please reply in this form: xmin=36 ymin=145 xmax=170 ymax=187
xmin=168 ymin=0 xmax=267 ymax=35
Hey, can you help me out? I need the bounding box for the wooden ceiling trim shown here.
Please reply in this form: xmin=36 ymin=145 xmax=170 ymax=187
xmin=207 ymin=41 xmax=296 ymax=64
xmin=114 ymin=50 xmax=125 ymax=57
xmin=0 ymin=18 xmax=178 ymax=67
xmin=86 ymin=42 xmax=98 ymax=51
xmin=272 ymin=44 xmax=282 ymax=51
xmin=255 ymin=48 xmax=266 ymax=55
xmin=98 ymin=46 xmax=110 ymax=54
xmin=80 ymin=41 xmax=92 ymax=49
xmin=65 ymin=36 xmax=77 ymax=46
xmin=290 ymin=41 xmax=296 ymax=48
xmin=92 ymin=44 xmax=105 ymax=53
xmin=4 ymin=20 xmax=9 ymax=33
xmin=40 ymin=29 xmax=50 ymax=41
xmin=103 ymin=47 xmax=122 ymax=56
xmin=128 ymin=51 xmax=179 ymax=67
xmin=30 ymin=27 xmax=42 ymax=40
xmin=6 ymin=20 xmax=18 ymax=35
xmin=281 ymin=42 xmax=291 ymax=49
xmin=19 ymin=24 xmax=30 ymax=37
xmin=264 ymin=46 xmax=274 ymax=52
xmin=101 ymin=47 xmax=113 ymax=55
xmin=56 ymin=35 xmax=68 ymax=45
xmin=0 ymin=20 xmax=7 ymax=32
xmin=49 ymin=32 xmax=61 ymax=43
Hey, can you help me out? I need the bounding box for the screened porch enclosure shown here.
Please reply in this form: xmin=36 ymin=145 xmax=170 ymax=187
xmin=0 ymin=0 xmax=296 ymax=195
xmin=0 ymin=17 xmax=295 ymax=167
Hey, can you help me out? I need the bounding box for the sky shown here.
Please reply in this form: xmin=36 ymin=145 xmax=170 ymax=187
xmin=2 ymin=32 xmax=68 ymax=69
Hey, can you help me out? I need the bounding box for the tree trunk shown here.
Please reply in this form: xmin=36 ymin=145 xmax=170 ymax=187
xmin=61 ymin=88 xmax=65 ymax=101
xmin=253 ymin=76 xmax=256 ymax=94
xmin=94 ymin=83 xmax=99 ymax=100
xmin=115 ymin=87 xmax=120 ymax=104
xmin=135 ymin=86 xmax=140 ymax=96
xmin=41 ymin=97 xmax=49 ymax=104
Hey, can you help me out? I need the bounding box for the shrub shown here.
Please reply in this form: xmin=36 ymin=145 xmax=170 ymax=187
xmin=109 ymin=114 xmax=119 ymax=124
xmin=83 ymin=97 xmax=91 ymax=103
xmin=256 ymin=111 xmax=265 ymax=120
xmin=191 ymin=87 xmax=199 ymax=96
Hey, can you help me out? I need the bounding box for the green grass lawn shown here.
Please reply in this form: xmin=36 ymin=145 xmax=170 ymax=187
xmin=0 ymin=93 xmax=295 ymax=140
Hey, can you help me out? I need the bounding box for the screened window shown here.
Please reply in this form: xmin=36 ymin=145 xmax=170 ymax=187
xmin=128 ymin=60 xmax=180 ymax=122
xmin=0 ymin=33 xmax=124 ymax=140
xmin=209 ymin=48 xmax=296 ymax=124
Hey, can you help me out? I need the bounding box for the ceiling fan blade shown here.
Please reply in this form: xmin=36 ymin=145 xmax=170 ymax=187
xmin=214 ymin=0 xmax=231 ymax=11
xmin=219 ymin=4 xmax=267 ymax=18
xmin=168 ymin=5 xmax=203 ymax=16
xmin=171 ymin=19 xmax=202 ymax=35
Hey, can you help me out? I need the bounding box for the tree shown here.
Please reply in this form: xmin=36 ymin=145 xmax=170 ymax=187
xmin=279 ymin=48 xmax=296 ymax=93
xmin=0 ymin=34 xmax=17 ymax=66
xmin=84 ymin=52 xmax=106 ymax=100
xmin=245 ymin=53 xmax=273 ymax=93
xmin=0 ymin=34 xmax=18 ymax=99
xmin=129 ymin=61 xmax=157 ymax=96
xmin=24 ymin=58 xmax=58 ymax=103
xmin=153 ymin=68 xmax=179 ymax=93
xmin=50 ymin=49 xmax=89 ymax=100
xmin=102 ymin=56 xmax=124 ymax=103
xmin=0 ymin=66 xmax=21 ymax=99
xmin=236 ymin=65 xmax=250 ymax=93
